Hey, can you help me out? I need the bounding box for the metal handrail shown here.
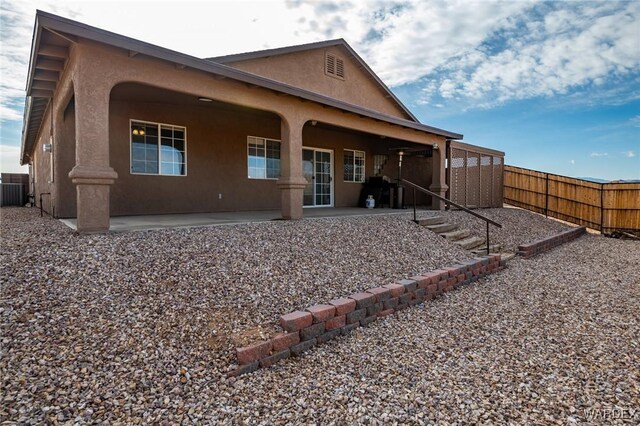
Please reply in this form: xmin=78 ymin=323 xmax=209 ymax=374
xmin=399 ymin=179 xmax=502 ymax=255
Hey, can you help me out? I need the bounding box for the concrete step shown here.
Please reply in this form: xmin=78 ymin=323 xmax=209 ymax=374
xmin=455 ymin=236 xmax=486 ymax=250
xmin=416 ymin=216 xmax=446 ymax=226
xmin=471 ymin=244 xmax=503 ymax=255
xmin=425 ymin=222 xmax=458 ymax=234
xmin=500 ymin=252 xmax=517 ymax=262
xmin=440 ymin=228 xmax=471 ymax=241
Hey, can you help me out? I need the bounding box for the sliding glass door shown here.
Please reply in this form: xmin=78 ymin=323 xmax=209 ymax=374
xmin=303 ymin=148 xmax=333 ymax=207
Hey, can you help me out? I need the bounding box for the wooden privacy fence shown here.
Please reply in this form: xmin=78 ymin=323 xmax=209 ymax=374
xmin=504 ymin=165 xmax=640 ymax=234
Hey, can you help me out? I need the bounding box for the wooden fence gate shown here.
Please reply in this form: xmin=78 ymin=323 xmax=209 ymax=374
xmin=446 ymin=141 xmax=504 ymax=208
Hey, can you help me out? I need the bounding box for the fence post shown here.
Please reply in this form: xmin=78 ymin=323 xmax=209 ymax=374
xmin=600 ymin=183 xmax=604 ymax=233
xmin=490 ymin=156 xmax=494 ymax=207
xmin=544 ymin=173 xmax=549 ymax=217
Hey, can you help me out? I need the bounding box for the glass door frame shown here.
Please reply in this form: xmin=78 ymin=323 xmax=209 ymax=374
xmin=302 ymin=147 xmax=334 ymax=208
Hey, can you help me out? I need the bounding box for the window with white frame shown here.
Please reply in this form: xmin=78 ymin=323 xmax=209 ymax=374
xmin=131 ymin=120 xmax=186 ymax=176
xmin=343 ymin=149 xmax=365 ymax=182
xmin=248 ymin=136 xmax=280 ymax=179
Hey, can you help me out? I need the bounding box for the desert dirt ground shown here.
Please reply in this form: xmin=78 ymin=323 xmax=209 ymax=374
xmin=1 ymin=207 xmax=638 ymax=424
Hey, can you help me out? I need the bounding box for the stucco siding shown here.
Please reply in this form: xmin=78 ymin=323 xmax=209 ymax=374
xmin=109 ymin=100 xmax=282 ymax=216
xmin=54 ymin=100 xmax=77 ymax=218
xmin=107 ymin=100 xmax=436 ymax=216
xmin=31 ymin=109 xmax=55 ymax=216
xmin=225 ymin=46 xmax=412 ymax=120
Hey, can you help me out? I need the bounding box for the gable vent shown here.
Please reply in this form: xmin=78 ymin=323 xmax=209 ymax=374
xmin=325 ymin=53 xmax=345 ymax=80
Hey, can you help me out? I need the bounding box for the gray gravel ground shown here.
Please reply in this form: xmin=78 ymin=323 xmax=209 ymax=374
xmin=1 ymin=207 xmax=638 ymax=424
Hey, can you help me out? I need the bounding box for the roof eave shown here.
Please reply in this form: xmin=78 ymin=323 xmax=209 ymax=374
xmin=23 ymin=11 xmax=462 ymax=155
xmin=25 ymin=13 xmax=43 ymax=95
xmin=449 ymin=140 xmax=504 ymax=157
xmin=206 ymin=38 xmax=346 ymax=63
xmin=20 ymin=13 xmax=44 ymax=164
xmin=20 ymin=96 xmax=33 ymax=165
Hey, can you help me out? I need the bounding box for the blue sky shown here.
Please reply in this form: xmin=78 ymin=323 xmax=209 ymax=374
xmin=1 ymin=0 xmax=639 ymax=180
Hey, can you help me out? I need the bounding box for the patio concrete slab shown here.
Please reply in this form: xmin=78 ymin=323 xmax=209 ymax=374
xmin=60 ymin=208 xmax=411 ymax=232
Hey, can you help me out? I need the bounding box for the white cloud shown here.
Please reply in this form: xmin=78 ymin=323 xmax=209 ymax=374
xmin=359 ymin=1 xmax=535 ymax=86
xmin=393 ymin=1 xmax=640 ymax=109
xmin=439 ymin=79 xmax=456 ymax=99
xmin=570 ymin=159 xmax=575 ymax=165
xmin=0 ymin=0 xmax=333 ymax=144
xmin=284 ymin=1 xmax=640 ymax=110
xmin=0 ymin=1 xmax=81 ymax=123
xmin=0 ymin=103 xmax=23 ymax=122
xmin=0 ymin=3 xmax=34 ymax=123
xmin=622 ymin=150 xmax=636 ymax=158
xmin=0 ymin=144 xmax=28 ymax=173
xmin=590 ymin=152 xmax=608 ymax=157
xmin=1 ymin=0 xmax=639 ymax=131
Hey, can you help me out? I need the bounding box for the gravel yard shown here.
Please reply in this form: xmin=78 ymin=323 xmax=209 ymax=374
xmin=1 ymin=207 xmax=638 ymax=424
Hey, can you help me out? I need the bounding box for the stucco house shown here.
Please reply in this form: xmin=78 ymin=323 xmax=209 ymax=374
xmin=21 ymin=10 xmax=467 ymax=233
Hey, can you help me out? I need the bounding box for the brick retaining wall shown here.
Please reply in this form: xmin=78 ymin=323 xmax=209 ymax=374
xmin=230 ymin=254 xmax=503 ymax=376
xmin=517 ymin=227 xmax=586 ymax=259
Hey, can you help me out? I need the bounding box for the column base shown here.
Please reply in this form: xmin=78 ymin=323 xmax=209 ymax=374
xmin=69 ymin=165 xmax=118 ymax=233
xmin=277 ymin=177 xmax=307 ymax=220
xmin=429 ymin=183 xmax=449 ymax=210
xmin=75 ymin=184 xmax=112 ymax=233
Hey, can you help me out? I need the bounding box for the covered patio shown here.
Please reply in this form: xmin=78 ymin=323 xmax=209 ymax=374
xmin=22 ymin=12 xmax=461 ymax=233
xmin=59 ymin=207 xmax=413 ymax=232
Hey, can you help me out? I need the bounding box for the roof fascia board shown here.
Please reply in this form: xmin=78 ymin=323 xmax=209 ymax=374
xmin=206 ymin=39 xmax=345 ymax=63
xmin=20 ymin=96 xmax=33 ymax=164
xmin=450 ymin=140 xmax=505 ymax=157
xmin=31 ymin=11 xmax=462 ymax=140
xmin=25 ymin=14 xmax=44 ymax=94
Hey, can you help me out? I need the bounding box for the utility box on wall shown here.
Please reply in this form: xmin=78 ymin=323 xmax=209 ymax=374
xmin=0 ymin=173 xmax=29 ymax=207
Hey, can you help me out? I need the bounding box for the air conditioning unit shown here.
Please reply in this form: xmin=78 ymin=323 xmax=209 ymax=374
xmin=43 ymin=144 xmax=52 ymax=152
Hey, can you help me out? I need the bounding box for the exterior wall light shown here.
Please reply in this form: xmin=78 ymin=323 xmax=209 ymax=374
xmin=433 ymin=143 xmax=439 ymax=150
xmin=198 ymin=97 xmax=213 ymax=102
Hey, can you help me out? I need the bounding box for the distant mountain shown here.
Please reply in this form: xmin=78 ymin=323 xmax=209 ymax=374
xmin=578 ymin=177 xmax=609 ymax=183
xmin=577 ymin=177 xmax=640 ymax=183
